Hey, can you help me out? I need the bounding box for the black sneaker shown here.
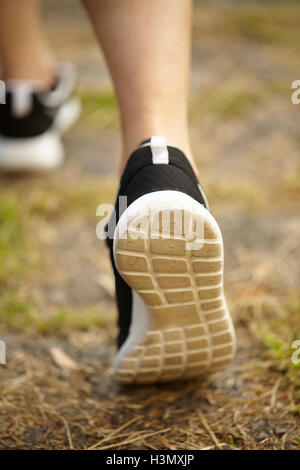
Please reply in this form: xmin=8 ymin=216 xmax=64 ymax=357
xmin=106 ymin=136 xmax=236 ymax=384
xmin=0 ymin=62 xmax=81 ymax=172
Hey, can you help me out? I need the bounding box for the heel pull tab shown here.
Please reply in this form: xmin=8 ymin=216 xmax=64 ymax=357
xmin=150 ymin=136 xmax=169 ymax=164
xmin=11 ymin=83 xmax=33 ymax=118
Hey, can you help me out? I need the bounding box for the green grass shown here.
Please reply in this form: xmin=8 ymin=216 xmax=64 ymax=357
xmin=203 ymin=174 xmax=300 ymax=210
xmin=260 ymin=295 xmax=300 ymax=358
xmin=225 ymin=6 xmax=300 ymax=48
xmin=208 ymin=90 xmax=260 ymax=119
xmin=0 ymin=194 xmax=30 ymax=285
xmin=282 ymin=170 xmax=300 ymax=200
xmin=265 ymin=80 xmax=292 ymax=98
xmin=229 ymin=435 xmax=238 ymax=450
xmin=258 ymin=294 xmax=300 ymax=393
xmin=36 ymin=307 xmax=107 ymax=335
xmin=0 ymin=179 xmax=116 ymax=293
xmin=190 ymin=87 xmax=262 ymax=122
xmin=193 ymin=2 xmax=300 ymax=54
xmin=77 ymin=90 xmax=118 ymax=129
xmin=206 ymin=181 xmax=267 ymax=209
xmin=233 ymin=290 xmax=300 ymax=397
xmin=26 ymin=179 xmax=117 ymax=220
xmin=0 ymin=294 xmax=112 ymax=335
xmin=0 ymin=179 xmax=118 ymax=335
xmin=0 ymin=296 xmax=34 ymax=330
xmin=261 ymin=331 xmax=290 ymax=363
xmin=1 ymin=178 xmax=117 ymax=223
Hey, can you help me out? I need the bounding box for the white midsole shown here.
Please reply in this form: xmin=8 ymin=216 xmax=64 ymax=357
xmin=114 ymin=290 xmax=150 ymax=371
xmin=113 ymin=190 xmax=236 ymax=372
xmin=52 ymin=96 xmax=81 ymax=135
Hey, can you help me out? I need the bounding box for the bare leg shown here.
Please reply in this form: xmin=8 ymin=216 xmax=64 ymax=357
xmin=0 ymin=0 xmax=54 ymax=87
xmin=82 ymin=0 xmax=196 ymax=173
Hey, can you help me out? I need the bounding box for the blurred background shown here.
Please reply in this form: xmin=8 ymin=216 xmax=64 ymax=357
xmin=0 ymin=0 xmax=299 ymax=450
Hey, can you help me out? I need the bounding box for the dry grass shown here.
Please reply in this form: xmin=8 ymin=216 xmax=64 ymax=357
xmin=0 ymin=320 xmax=299 ymax=450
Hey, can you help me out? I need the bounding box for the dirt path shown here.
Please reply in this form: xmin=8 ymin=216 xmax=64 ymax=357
xmin=0 ymin=0 xmax=299 ymax=449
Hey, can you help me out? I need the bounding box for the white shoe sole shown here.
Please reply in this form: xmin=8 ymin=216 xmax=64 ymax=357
xmin=0 ymin=97 xmax=81 ymax=172
xmin=113 ymin=190 xmax=236 ymax=384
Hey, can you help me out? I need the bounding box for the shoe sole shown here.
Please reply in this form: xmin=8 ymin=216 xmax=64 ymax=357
xmin=113 ymin=190 xmax=236 ymax=384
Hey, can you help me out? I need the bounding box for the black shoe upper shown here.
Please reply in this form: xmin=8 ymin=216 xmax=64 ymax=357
xmin=0 ymin=63 xmax=76 ymax=139
xmin=106 ymin=140 xmax=209 ymax=349
xmin=0 ymin=89 xmax=59 ymax=138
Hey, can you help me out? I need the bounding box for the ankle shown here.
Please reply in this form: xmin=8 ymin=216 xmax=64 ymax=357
xmin=2 ymin=58 xmax=55 ymax=89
